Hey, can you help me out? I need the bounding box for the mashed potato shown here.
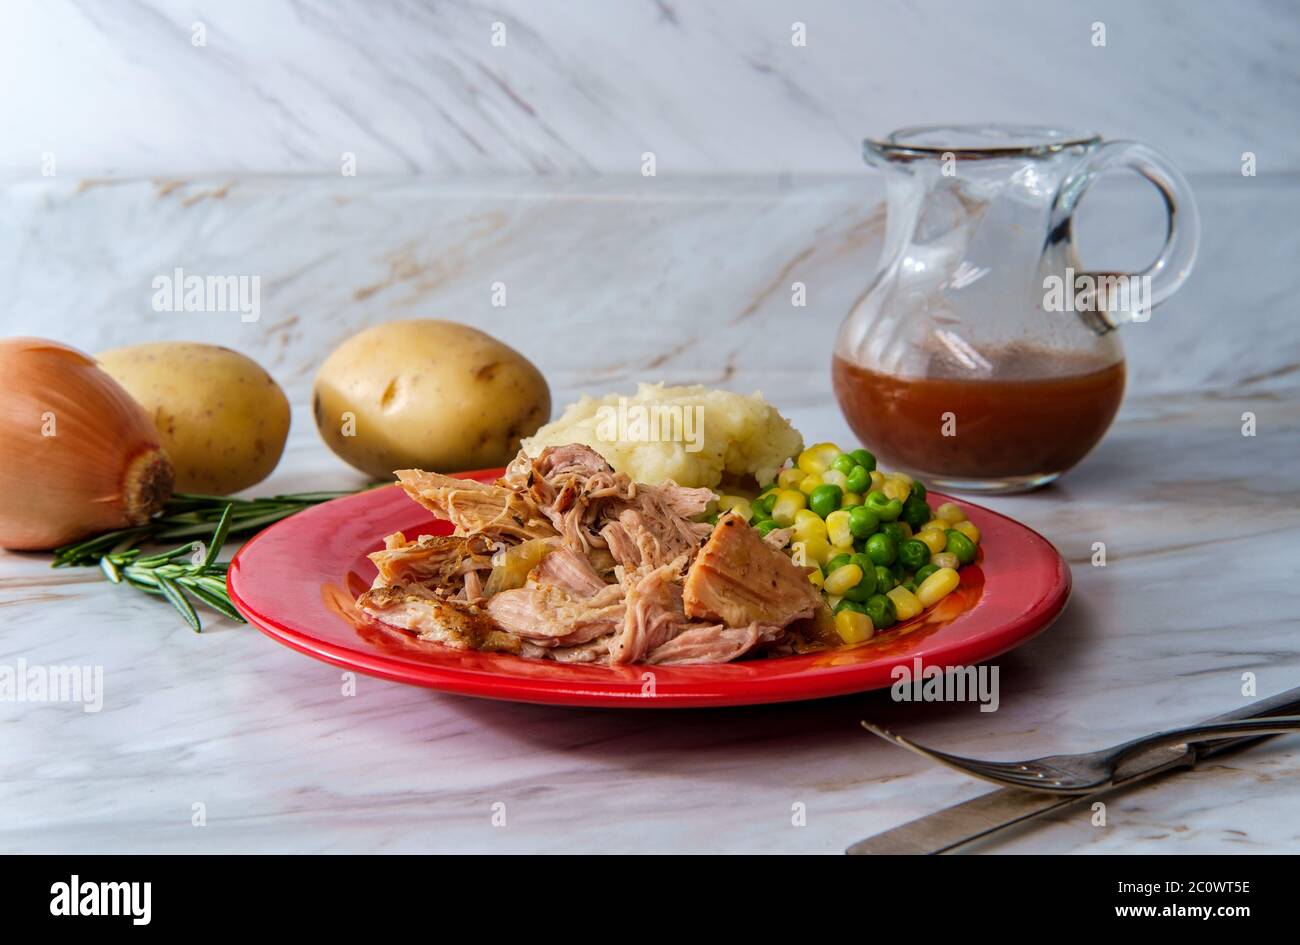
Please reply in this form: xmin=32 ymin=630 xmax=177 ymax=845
xmin=522 ymin=383 xmax=802 ymax=489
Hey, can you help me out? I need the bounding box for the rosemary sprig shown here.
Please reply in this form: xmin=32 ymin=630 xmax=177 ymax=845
xmin=51 ymin=490 xmax=360 ymax=631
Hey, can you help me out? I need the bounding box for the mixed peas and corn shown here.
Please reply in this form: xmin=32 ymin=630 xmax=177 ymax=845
xmin=716 ymin=442 xmax=981 ymax=648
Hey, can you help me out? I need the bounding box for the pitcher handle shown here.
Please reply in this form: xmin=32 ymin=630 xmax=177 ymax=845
xmin=1047 ymin=141 xmax=1200 ymax=330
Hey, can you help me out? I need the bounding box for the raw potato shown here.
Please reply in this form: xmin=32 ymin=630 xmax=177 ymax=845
xmin=312 ymin=320 xmax=551 ymax=478
xmin=97 ymin=342 xmax=291 ymax=494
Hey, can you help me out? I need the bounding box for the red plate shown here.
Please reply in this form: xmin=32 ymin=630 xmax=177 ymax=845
xmin=229 ymin=469 xmax=1070 ymax=708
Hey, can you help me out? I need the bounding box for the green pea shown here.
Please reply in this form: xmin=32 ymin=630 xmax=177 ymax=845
xmin=865 ymin=532 xmax=897 ymax=566
xmin=873 ymin=565 xmax=896 ymax=594
xmin=902 ymin=496 xmax=931 ymax=531
xmin=864 ymin=491 xmax=902 ymax=522
xmin=808 ymin=484 xmax=843 ymax=519
xmin=901 ymin=579 xmax=918 ymax=594
xmin=898 ymin=538 xmax=931 ymax=571
xmin=832 ymin=453 xmax=858 ymax=476
xmin=863 ymin=593 xmax=896 ymax=629
xmin=848 ymin=505 xmax=880 ymax=539
xmin=880 ymin=522 xmax=909 ymax=544
xmin=825 ymin=553 xmax=852 ymax=574
xmin=834 ymin=598 xmax=868 ymax=615
xmin=944 ymin=529 xmax=978 ymax=566
xmin=841 ymin=558 xmax=878 ymax=601
xmin=909 ymin=481 xmax=927 ymax=502
xmin=705 ymin=513 xmax=719 ymax=525
xmin=850 ymin=448 xmax=877 ymax=472
xmin=752 ymin=492 xmax=777 ymax=518
xmin=844 ymin=465 xmax=871 ymax=494
xmin=754 ymin=519 xmax=779 ymax=537
xmin=914 ymin=563 xmax=940 ymax=585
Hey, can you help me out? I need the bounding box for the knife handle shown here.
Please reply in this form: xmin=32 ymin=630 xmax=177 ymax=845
xmin=1197 ymin=685 xmax=1300 ymax=758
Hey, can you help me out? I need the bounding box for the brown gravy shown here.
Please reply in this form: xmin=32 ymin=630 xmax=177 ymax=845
xmin=831 ymin=352 xmax=1125 ymax=480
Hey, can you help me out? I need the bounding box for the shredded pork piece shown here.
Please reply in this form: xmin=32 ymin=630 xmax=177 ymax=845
xmin=396 ymin=470 xmax=557 ymax=542
xmin=486 ymin=583 xmax=625 ymax=648
xmin=608 ymin=559 xmax=720 ymax=665
xmin=531 ymin=546 xmax=607 ymax=597
xmin=646 ymin=621 xmax=782 ymax=665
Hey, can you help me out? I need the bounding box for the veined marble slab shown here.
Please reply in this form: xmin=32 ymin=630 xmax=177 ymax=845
xmin=2 ymin=173 xmax=1297 ymax=415
xmin=3 ymin=0 xmax=1297 ymax=177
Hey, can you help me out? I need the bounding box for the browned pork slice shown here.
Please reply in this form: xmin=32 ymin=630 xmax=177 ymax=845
xmin=486 ymin=582 xmax=625 ymax=648
xmin=646 ymin=621 xmax=783 ymax=665
xmin=395 ymin=469 xmax=556 ymax=542
xmin=356 ymin=586 xmax=524 ymax=654
xmin=609 ymin=561 xmax=722 ymax=664
xmin=531 ymin=546 xmax=607 ymax=597
xmin=683 ymin=511 xmax=820 ymax=629
xmin=368 ymin=532 xmax=493 ymax=588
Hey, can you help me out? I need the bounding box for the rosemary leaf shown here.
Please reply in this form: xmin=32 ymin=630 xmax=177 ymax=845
xmin=156 ymin=575 xmax=201 ymax=632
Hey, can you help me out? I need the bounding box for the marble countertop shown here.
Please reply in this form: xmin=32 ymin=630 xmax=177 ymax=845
xmin=2 ymin=172 xmax=1298 ymax=853
xmin=2 ymin=386 xmax=1297 ymax=854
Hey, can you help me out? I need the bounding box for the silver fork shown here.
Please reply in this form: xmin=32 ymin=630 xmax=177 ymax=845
xmin=861 ymin=715 xmax=1300 ymax=794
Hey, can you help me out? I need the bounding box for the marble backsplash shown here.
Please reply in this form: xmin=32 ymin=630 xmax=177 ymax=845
xmin=4 ymin=1 xmax=1298 ymax=178
xmin=0 ymin=173 xmax=1295 ymax=415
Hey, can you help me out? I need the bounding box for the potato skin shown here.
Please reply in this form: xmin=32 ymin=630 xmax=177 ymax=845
xmin=97 ymin=342 xmax=290 ymax=494
xmin=312 ymin=320 xmax=551 ymax=478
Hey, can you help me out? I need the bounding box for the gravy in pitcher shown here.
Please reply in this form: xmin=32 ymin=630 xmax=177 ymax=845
xmin=831 ymin=348 xmax=1126 ymax=483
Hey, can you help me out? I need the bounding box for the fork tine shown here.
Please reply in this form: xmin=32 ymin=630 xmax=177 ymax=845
xmin=860 ymin=722 xmax=1018 ymax=781
xmin=860 ymin=721 xmax=1100 ymax=792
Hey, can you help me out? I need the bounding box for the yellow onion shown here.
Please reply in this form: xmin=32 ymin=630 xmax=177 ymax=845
xmin=0 ymin=338 xmax=174 ymax=550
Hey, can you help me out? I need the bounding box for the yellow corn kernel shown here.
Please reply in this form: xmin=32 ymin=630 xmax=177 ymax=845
xmin=797 ymin=442 xmax=843 ymax=476
xmin=826 ymin=593 xmax=843 ymax=610
xmin=936 ymin=501 xmax=966 ymax=524
xmin=822 ymin=468 xmax=849 ymax=492
xmin=931 ymin=551 xmax=960 ymax=571
xmin=886 ymin=585 xmax=923 ymax=621
xmin=798 ymin=472 xmax=823 ymax=495
xmin=823 ymin=562 xmax=864 ymax=596
xmin=770 ymin=490 xmax=807 ymax=526
xmin=883 ymin=478 xmax=911 ymax=503
xmin=824 ymin=509 xmax=854 ymax=547
xmin=777 ymin=466 xmax=805 ymax=491
xmin=953 ymin=520 xmax=981 ymax=544
xmin=793 ymin=509 xmax=828 ymax=543
xmin=841 ymin=491 xmax=863 ymax=507
xmin=807 ymin=567 xmax=824 ymax=589
xmin=916 ymin=567 xmax=960 ymax=608
xmin=834 ymin=609 xmax=875 ymax=644
xmin=869 ymin=470 xmax=886 ymax=492
xmin=917 ymin=528 xmax=947 ymax=555
xmin=889 ymin=471 xmax=914 ymax=486
xmin=801 ymin=535 xmax=833 ymax=566
xmin=717 ymin=495 xmax=753 ymax=522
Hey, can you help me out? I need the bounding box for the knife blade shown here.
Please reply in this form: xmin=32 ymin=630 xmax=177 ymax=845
xmin=847 ymin=685 xmax=1300 ymax=855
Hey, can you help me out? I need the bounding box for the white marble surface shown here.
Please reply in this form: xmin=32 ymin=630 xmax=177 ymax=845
xmin=2 ymin=387 xmax=1298 ymax=854
xmin=3 ymin=0 xmax=1298 ymax=178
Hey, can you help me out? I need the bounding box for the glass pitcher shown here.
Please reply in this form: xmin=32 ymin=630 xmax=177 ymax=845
xmin=832 ymin=124 xmax=1199 ymax=493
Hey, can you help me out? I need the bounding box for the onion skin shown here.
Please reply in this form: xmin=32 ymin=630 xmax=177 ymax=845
xmin=0 ymin=338 xmax=175 ymax=550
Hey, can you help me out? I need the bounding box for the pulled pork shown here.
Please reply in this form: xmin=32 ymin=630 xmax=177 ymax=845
xmin=356 ymin=444 xmax=815 ymax=665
